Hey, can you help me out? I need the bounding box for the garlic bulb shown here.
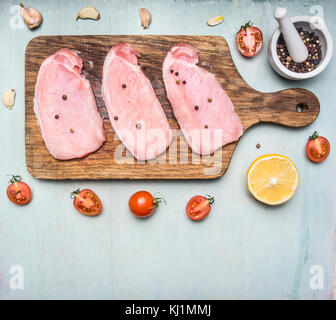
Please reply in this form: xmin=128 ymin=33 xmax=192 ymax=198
xmin=20 ymin=3 xmax=42 ymax=29
xmin=139 ymin=8 xmax=151 ymax=29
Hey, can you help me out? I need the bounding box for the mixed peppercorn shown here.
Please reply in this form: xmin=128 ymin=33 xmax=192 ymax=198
xmin=277 ymin=27 xmax=322 ymax=73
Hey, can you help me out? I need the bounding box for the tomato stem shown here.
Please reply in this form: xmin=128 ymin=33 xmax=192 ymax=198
xmin=70 ymin=188 xmax=80 ymax=199
xmin=205 ymin=194 xmax=215 ymax=205
xmin=309 ymin=131 xmax=319 ymax=140
xmin=240 ymin=21 xmax=253 ymax=31
xmin=9 ymin=175 xmax=22 ymax=184
xmin=151 ymin=192 xmax=167 ymax=209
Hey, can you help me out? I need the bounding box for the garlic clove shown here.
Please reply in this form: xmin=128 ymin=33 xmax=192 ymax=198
xmin=139 ymin=8 xmax=151 ymax=29
xmin=76 ymin=6 xmax=100 ymax=21
xmin=2 ymin=89 xmax=16 ymax=110
xmin=207 ymin=15 xmax=224 ymax=27
xmin=20 ymin=3 xmax=42 ymax=29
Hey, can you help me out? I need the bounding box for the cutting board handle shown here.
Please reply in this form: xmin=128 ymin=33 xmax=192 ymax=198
xmin=250 ymin=88 xmax=320 ymax=128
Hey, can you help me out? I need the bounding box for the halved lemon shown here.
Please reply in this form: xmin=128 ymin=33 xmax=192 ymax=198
xmin=247 ymin=154 xmax=299 ymax=205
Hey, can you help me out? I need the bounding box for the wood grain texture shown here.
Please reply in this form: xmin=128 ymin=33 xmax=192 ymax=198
xmin=25 ymin=35 xmax=320 ymax=180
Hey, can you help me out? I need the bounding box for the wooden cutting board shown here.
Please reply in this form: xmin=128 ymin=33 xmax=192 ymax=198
xmin=25 ymin=35 xmax=320 ymax=180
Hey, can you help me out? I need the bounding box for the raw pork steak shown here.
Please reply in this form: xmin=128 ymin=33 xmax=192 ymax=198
xmin=163 ymin=43 xmax=243 ymax=155
xmin=102 ymin=43 xmax=172 ymax=160
xmin=34 ymin=48 xmax=106 ymax=160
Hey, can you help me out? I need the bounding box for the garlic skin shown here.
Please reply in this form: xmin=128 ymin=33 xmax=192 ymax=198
xmin=139 ymin=8 xmax=151 ymax=29
xmin=20 ymin=3 xmax=42 ymax=30
xmin=76 ymin=6 xmax=100 ymax=20
xmin=2 ymin=89 xmax=16 ymax=110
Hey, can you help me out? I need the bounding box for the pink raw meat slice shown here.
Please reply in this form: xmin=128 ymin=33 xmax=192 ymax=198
xmin=102 ymin=43 xmax=172 ymax=160
xmin=34 ymin=48 xmax=106 ymax=160
xmin=163 ymin=43 xmax=243 ymax=155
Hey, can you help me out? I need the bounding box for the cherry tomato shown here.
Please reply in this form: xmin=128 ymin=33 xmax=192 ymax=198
xmin=306 ymin=131 xmax=330 ymax=163
xmin=6 ymin=175 xmax=32 ymax=206
xmin=129 ymin=191 xmax=165 ymax=218
xmin=186 ymin=195 xmax=214 ymax=221
xmin=71 ymin=188 xmax=102 ymax=216
xmin=236 ymin=21 xmax=263 ymax=57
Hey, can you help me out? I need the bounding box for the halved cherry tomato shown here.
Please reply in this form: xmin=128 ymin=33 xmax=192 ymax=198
xmin=186 ymin=195 xmax=214 ymax=221
xmin=306 ymin=131 xmax=330 ymax=163
xmin=129 ymin=191 xmax=165 ymax=218
xmin=236 ymin=21 xmax=263 ymax=57
xmin=6 ymin=175 xmax=32 ymax=206
xmin=71 ymin=188 xmax=102 ymax=216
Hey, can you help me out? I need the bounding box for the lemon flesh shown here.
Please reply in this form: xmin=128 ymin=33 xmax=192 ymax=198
xmin=247 ymin=154 xmax=299 ymax=205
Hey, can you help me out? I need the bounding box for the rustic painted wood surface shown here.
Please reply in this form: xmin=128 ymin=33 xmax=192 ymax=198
xmin=25 ymin=35 xmax=319 ymax=180
xmin=0 ymin=0 xmax=335 ymax=300
xmin=334 ymin=252 xmax=336 ymax=299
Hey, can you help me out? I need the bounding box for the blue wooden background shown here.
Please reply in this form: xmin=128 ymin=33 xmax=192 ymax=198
xmin=0 ymin=0 xmax=335 ymax=299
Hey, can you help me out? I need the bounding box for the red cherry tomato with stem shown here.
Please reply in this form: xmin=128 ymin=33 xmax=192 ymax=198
xmin=129 ymin=191 xmax=166 ymax=218
xmin=186 ymin=195 xmax=214 ymax=221
xmin=306 ymin=131 xmax=330 ymax=163
xmin=236 ymin=21 xmax=263 ymax=57
xmin=71 ymin=188 xmax=102 ymax=216
xmin=6 ymin=175 xmax=32 ymax=206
